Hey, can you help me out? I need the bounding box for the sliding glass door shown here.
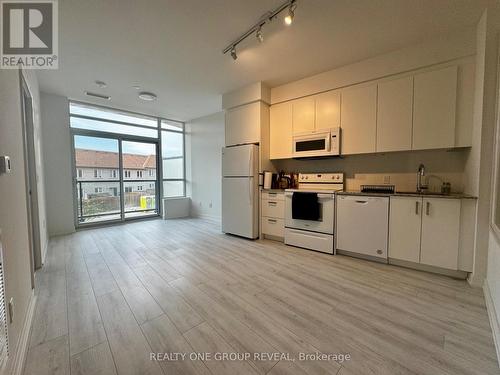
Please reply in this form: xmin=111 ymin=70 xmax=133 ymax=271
xmin=122 ymin=140 xmax=158 ymax=219
xmin=73 ymin=133 xmax=159 ymax=225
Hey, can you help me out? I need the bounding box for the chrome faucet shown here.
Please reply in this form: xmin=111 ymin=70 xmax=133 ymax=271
xmin=416 ymin=164 xmax=428 ymax=193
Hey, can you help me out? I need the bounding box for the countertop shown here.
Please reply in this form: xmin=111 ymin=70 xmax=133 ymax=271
xmin=337 ymin=190 xmax=477 ymax=199
xmin=261 ymin=188 xmax=286 ymax=193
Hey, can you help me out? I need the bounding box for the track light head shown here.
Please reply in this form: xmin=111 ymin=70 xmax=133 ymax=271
xmin=256 ymin=27 xmax=264 ymax=43
xmin=230 ymin=46 xmax=237 ymax=60
xmin=284 ymin=2 xmax=296 ymax=25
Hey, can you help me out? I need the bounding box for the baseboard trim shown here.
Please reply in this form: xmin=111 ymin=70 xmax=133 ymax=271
xmin=7 ymin=291 xmax=36 ymax=375
xmin=484 ymin=281 xmax=500 ymax=367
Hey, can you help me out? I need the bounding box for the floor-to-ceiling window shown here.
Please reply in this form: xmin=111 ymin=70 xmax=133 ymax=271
xmin=69 ymin=102 xmax=185 ymax=226
xmin=161 ymin=120 xmax=185 ymax=197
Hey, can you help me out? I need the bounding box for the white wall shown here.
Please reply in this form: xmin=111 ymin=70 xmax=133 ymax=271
xmin=271 ymin=27 xmax=476 ymax=104
xmin=487 ymin=232 xmax=500 ymax=361
xmin=467 ymin=9 xmax=500 ymax=287
xmin=0 ymin=69 xmax=44 ymax=371
xmin=40 ymin=93 xmax=75 ymax=235
xmin=186 ymin=112 xmax=224 ymax=219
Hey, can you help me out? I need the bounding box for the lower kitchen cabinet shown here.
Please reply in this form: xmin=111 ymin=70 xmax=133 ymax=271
xmin=261 ymin=191 xmax=285 ymax=240
xmin=420 ymin=198 xmax=460 ymax=270
xmin=389 ymin=197 xmax=421 ymax=263
xmin=389 ymin=196 xmax=461 ymax=270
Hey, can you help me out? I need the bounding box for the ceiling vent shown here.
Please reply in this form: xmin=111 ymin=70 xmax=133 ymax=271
xmin=84 ymin=91 xmax=110 ymax=100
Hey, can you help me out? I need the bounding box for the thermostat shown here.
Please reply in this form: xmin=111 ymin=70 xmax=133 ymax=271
xmin=0 ymin=156 xmax=11 ymax=174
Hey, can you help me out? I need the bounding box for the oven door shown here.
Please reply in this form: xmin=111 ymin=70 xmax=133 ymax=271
xmin=284 ymin=192 xmax=334 ymax=234
xmin=293 ymin=131 xmax=331 ymax=157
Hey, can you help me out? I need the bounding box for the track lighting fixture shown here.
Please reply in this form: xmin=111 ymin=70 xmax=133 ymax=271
xmin=230 ymin=46 xmax=237 ymax=60
xmin=284 ymin=2 xmax=296 ymax=25
xmin=256 ymin=26 xmax=264 ymax=43
xmin=222 ymin=0 xmax=297 ymax=60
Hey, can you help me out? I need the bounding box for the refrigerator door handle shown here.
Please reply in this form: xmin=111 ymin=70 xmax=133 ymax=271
xmin=248 ymin=177 xmax=252 ymax=205
xmin=248 ymin=148 xmax=253 ymax=175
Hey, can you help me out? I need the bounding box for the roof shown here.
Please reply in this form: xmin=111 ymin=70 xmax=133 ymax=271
xmin=75 ymin=149 xmax=155 ymax=169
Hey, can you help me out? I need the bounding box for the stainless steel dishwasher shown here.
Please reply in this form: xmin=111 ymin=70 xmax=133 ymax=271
xmin=335 ymin=195 xmax=390 ymax=262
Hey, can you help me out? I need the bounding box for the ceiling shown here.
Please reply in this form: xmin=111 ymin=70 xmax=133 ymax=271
xmin=37 ymin=0 xmax=491 ymax=121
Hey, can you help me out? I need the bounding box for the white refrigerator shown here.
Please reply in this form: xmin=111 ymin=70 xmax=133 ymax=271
xmin=222 ymin=144 xmax=259 ymax=239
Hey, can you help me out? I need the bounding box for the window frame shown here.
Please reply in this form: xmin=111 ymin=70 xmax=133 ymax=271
xmin=491 ymin=69 xmax=500 ymax=238
xmin=160 ymin=121 xmax=186 ymax=198
xmin=69 ymin=100 xmax=186 ymax=227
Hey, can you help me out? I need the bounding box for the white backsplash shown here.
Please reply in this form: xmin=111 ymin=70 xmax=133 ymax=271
xmin=345 ymin=172 xmax=463 ymax=193
xmin=271 ymin=148 xmax=469 ymax=193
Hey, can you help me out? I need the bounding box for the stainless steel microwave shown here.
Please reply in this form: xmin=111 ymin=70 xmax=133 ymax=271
xmin=292 ymin=127 xmax=340 ymax=158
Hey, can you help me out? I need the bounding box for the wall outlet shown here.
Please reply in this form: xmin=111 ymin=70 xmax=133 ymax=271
xmin=199 ymin=201 xmax=202 ymax=207
xmin=383 ymin=175 xmax=391 ymax=184
xmin=209 ymin=202 xmax=212 ymax=208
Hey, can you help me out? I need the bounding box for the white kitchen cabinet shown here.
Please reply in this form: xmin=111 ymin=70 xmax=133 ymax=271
xmin=261 ymin=191 xmax=285 ymax=240
xmin=389 ymin=196 xmax=421 ymax=263
xmin=420 ymin=198 xmax=460 ymax=270
xmin=270 ymin=102 xmax=293 ymax=159
xmin=389 ymin=196 xmax=461 ymax=271
xmin=377 ymin=77 xmax=413 ymax=152
xmin=341 ymin=84 xmax=377 ymax=154
xmin=292 ymin=97 xmax=315 ymax=134
xmin=225 ymin=101 xmax=261 ymax=146
xmin=413 ymin=66 xmax=457 ymax=150
xmin=315 ymin=90 xmax=341 ymax=131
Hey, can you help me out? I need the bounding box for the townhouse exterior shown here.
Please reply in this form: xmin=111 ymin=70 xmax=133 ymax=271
xmin=75 ymin=149 xmax=157 ymax=199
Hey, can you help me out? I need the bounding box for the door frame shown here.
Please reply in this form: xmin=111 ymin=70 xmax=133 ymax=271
xmin=71 ymin=129 xmax=161 ymax=228
xmin=19 ymin=72 xmax=39 ymax=287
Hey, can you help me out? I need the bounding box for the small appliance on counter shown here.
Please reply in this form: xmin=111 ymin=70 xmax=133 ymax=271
xmin=284 ymin=172 xmax=344 ymax=254
xmin=263 ymin=171 xmax=273 ymax=190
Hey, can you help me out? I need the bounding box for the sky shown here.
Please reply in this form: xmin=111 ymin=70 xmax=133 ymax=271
xmin=74 ymin=135 xmax=156 ymax=155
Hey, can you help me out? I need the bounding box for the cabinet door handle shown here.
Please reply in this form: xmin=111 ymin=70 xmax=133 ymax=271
xmin=268 ymin=192 xmax=277 ymax=197
xmin=426 ymin=201 xmax=430 ymax=216
xmin=268 ymin=201 xmax=277 ymax=206
xmin=415 ymin=201 xmax=420 ymax=215
xmin=268 ymin=219 xmax=277 ymax=223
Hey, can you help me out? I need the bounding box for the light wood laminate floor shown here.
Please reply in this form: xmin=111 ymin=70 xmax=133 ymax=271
xmin=24 ymin=218 xmax=499 ymax=375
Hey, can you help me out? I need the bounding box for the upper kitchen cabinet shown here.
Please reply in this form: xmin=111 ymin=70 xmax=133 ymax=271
xmin=315 ymin=90 xmax=341 ymax=131
xmin=377 ymin=77 xmax=413 ymax=152
xmin=412 ymin=66 xmax=457 ymax=150
xmin=292 ymin=96 xmax=315 ymax=134
xmin=270 ymin=102 xmax=293 ymax=159
xmin=225 ymin=101 xmax=262 ymax=146
xmin=341 ymin=84 xmax=377 ymax=154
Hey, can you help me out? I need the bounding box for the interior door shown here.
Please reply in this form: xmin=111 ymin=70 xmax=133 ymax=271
xmin=20 ymin=76 xmax=37 ymax=285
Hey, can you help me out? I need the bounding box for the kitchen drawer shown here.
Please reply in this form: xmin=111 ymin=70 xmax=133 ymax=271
xmin=262 ymin=199 xmax=285 ymax=218
xmin=262 ymin=191 xmax=284 ymax=201
xmin=284 ymin=228 xmax=333 ymax=254
xmin=262 ymin=217 xmax=285 ymax=238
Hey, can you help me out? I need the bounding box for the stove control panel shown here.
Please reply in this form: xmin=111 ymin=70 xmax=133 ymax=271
xmin=298 ymin=173 xmax=344 ymax=183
